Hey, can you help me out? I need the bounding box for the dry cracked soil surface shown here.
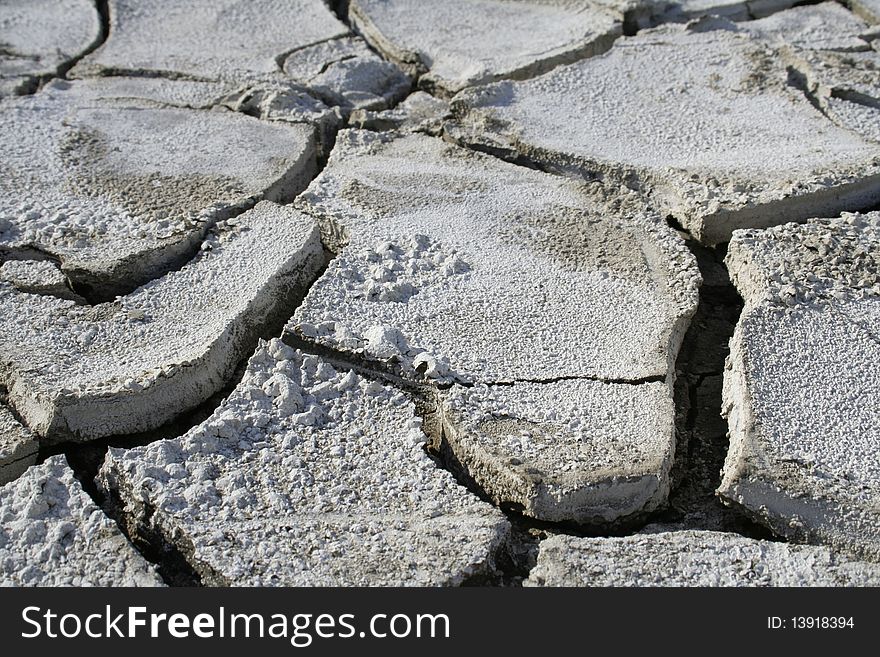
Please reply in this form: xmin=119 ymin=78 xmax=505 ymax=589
xmin=0 ymin=0 xmax=879 ymax=587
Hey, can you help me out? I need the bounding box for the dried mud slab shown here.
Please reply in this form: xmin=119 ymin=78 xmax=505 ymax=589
xmin=0 ymin=403 xmax=37 ymax=485
xmin=348 ymin=0 xmax=622 ymax=95
xmin=281 ymin=36 xmax=411 ymax=113
xmin=0 ymin=80 xmax=316 ymax=298
xmin=787 ymin=47 xmax=880 ymax=142
xmin=746 ymin=4 xmax=880 ymax=143
xmin=99 ymin=342 xmax=510 ymax=586
xmin=720 ymin=212 xmax=880 ymax=561
xmin=0 ymin=202 xmax=324 ymax=444
xmin=0 ymin=455 xmax=163 ymax=586
xmin=448 ymin=21 xmax=880 ymax=245
xmin=525 ymin=531 xmax=880 ymax=586
xmin=74 ymin=0 xmax=346 ymax=81
xmin=290 ymin=129 xmax=699 ymax=524
xmin=0 ymin=0 xmax=101 ymax=96
xmin=772 ymin=4 xmax=880 ymax=144
xmin=440 ymin=380 xmax=674 ymax=524
xmin=291 ymin=130 xmax=699 ymax=385
xmin=72 ymin=0 xmax=410 ymax=113
xmin=787 ymin=48 xmax=880 ymax=108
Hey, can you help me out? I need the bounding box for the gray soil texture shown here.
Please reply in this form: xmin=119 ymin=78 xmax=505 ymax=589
xmin=1 ymin=0 xmax=878 ymax=586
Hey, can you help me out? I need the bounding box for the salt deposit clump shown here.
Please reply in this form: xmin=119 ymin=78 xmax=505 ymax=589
xmin=99 ymin=341 xmax=510 ymax=585
xmin=0 ymin=455 xmax=163 ymax=586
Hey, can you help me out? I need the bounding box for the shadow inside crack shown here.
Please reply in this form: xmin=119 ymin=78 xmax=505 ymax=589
xmin=654 ymin=240 xmax=777 ymax=540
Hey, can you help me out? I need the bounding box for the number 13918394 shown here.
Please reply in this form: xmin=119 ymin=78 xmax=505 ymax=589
xmin=768 ymin=617 xmax=855 ymax=630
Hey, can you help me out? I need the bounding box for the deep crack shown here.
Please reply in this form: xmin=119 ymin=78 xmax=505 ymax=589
xmin=654 ymin=240 xmax=778 ymax=540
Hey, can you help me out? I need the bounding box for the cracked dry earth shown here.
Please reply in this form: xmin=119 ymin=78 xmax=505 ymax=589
xmin=1 ymin=0 xmax=879 ymax=588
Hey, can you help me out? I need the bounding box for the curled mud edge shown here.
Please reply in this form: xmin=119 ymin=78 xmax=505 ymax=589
xmin=66 ymin=142 xmax=320 ymax=304
xmin=2 ymin=206 xmax=328 ymax=445
xmin=34 ymin=259 xmax=333 ymax=584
